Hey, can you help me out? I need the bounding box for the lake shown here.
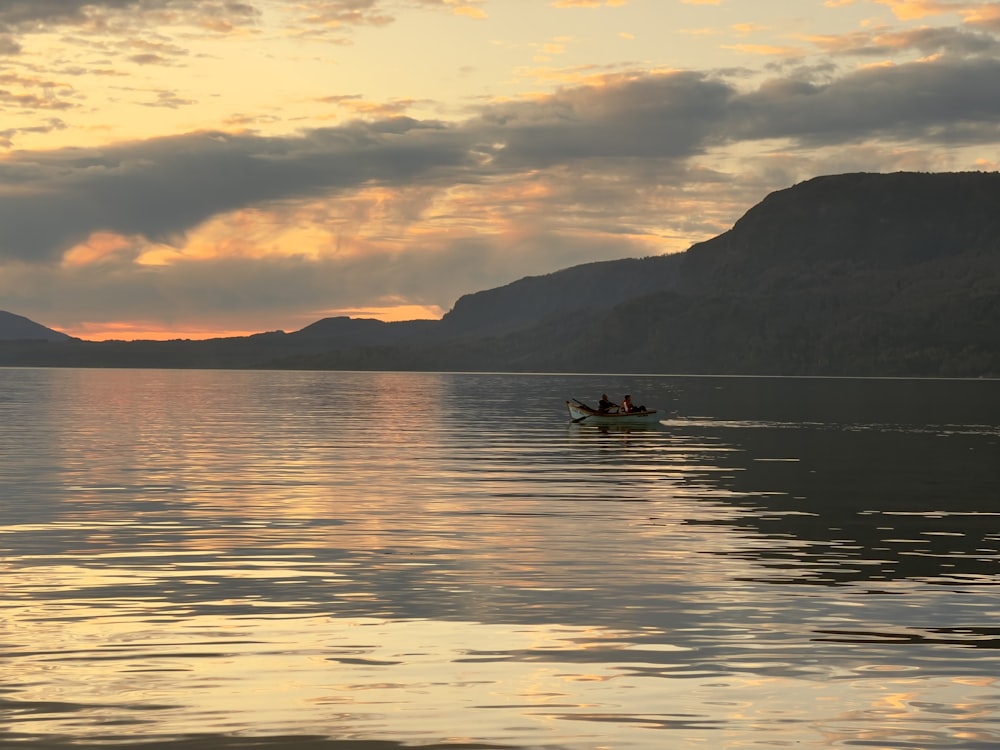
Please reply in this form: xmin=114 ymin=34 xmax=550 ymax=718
xmin=1 ymin=368 xmax=998 ymax=750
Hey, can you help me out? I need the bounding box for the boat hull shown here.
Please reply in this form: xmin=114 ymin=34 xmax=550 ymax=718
xmin=566 ymin=401 xmax=660 ymax=425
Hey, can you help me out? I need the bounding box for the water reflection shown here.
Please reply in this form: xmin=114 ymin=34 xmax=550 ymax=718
xmin=667 ymin=416 xmax=1000 ymax=587
xmin=1 ymin=369 xmax=999 ymax=749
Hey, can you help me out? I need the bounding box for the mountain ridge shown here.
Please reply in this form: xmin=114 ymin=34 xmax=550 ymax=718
xmin=3 ymin=171 xmax=999 ymax=377
xmin=0 ymin=311 xmax=75 ymax=342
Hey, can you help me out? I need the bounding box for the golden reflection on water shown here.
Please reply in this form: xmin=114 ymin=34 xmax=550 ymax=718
xmin=8 ymin=602 xmax=992 ymax=750
xmin=2 ymin=369 xmax=999 ymax=749
xmin=4 ymin=611 xmax=708 ymax=744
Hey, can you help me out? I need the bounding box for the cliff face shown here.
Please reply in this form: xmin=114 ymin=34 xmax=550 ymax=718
xmin=3 ymin=171 xmax=1000 ymax=377
xmin=683 ymin=171 xmax=1000 ymax=281
xmin=576 ymin=172 xmax=1000 ymax=376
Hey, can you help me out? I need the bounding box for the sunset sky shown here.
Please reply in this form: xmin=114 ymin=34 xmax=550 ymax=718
xmin=2 ymin=0 xmax=1000 ymax=340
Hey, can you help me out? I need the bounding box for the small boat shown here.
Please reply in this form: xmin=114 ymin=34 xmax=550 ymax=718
xmin=566 ymin=399 xmax=660 ymax=425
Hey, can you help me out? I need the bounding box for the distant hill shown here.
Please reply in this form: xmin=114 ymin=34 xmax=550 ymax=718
xmin=2 ymin=171 xmax=999 ymax=377
xmin=438 ymin=256 xmax=683 ymax=337
xmin=0 ymin=311 xmax=74 ymax=342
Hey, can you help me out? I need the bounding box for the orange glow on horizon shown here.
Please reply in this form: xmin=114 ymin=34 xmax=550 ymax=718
xmin=323 ymin=303 xmax=447 ymax=323
xmin=65 ymin=323 xmax=266 ymax=342
xmin=62 ymin=304 xmax=446 ymax=342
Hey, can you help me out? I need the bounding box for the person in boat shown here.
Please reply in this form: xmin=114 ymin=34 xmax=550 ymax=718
xmin=621 ymin=395 xmax=646 ymax=413
xmin=598 ymin=394 xmax=617 ymax=413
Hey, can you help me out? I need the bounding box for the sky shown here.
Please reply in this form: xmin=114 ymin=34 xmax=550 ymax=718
xmin=1 ymin=0 xmax=999 ymax=340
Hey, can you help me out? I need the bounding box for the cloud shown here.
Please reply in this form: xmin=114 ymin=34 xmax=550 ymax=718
xmin=2 ymin=72 xmax=728 ymax=264
xmin=873 ymin=0 xmax=960 ymax=22
xmin=961 ymin=2 xmax=1000 ymax=31
xmin=728 ymin=56 xmax=1000 ymax=143
xmin=0 ymin=0 xmax=129 ymax=26
xmin=291 ymin=0 xmax=393 ymax=30
xmin=872 ymin=0 xmax=1000 ymax=30
xmin=0 ymin=0 xmax=261 ymax=37
xmin=0 ymin=118 xmax=471 ymax=263
xmin=806 ymin=24 xmax=1000 ymax=56
xmin=4 ymin=55 xmax=1000 ymax=265
xmin=0 ymin=0 xmax=485 ymax=52
xmin=476 ymin=71 xmax=733 ymax=167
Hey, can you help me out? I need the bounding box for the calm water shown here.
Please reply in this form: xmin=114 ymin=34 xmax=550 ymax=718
xmin=1 ymin=368 xmax=999 ymax=750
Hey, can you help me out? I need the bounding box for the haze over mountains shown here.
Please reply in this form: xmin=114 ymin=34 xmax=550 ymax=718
xmin=3 ymin=171 xmax=999 ymax=377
